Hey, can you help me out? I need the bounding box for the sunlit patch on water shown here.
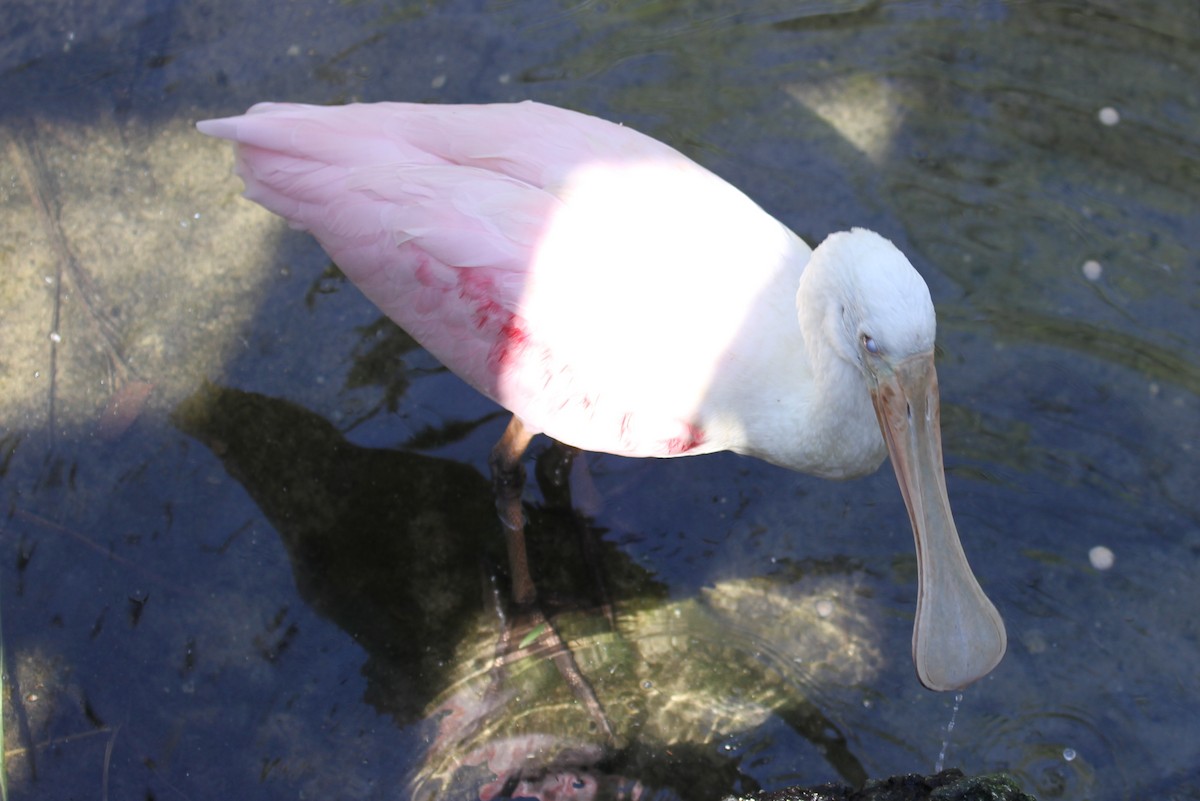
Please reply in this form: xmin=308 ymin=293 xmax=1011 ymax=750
xmin=409 ymin=574 xmax=881 ymax=799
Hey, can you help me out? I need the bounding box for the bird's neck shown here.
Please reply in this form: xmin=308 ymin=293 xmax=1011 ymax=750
xmin=707 ymin=259 xmax=885 ymax=478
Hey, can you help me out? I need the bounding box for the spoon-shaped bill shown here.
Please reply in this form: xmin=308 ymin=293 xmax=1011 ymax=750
xmin=870 ymin=353 xmax=1007 ymax=691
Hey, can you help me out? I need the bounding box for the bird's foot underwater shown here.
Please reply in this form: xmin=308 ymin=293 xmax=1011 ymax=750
xmin=487 ymin=588 xmax=618 ymax=747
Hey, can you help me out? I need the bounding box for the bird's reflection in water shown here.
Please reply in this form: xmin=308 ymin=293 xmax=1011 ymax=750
xmin=175 ymin=384 xmax=880 ymax=800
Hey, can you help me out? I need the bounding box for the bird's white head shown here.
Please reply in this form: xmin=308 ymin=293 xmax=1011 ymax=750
xmin=802 ymin=228 xmax=935 ymax=373
xmin=800 ymin=227 xmax=1006 ymax=692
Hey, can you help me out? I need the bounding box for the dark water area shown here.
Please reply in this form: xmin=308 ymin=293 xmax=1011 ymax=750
xmin=1 ymin=1 xmax=1198 ymax=799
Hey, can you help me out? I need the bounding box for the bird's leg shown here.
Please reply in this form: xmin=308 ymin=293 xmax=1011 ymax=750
xmin=488 ymin=420 xmax=617 ymax=745
xmin=489 ymin=416 xmax=537 ymax=606
xmin=533 ymin=440 xmax=579 ymax=510
xmin=535 ymin=444 xmax=615 ymax=627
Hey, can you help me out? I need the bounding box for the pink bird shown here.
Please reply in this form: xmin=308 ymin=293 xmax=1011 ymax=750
xmin=197 ymin=101 xmax=1005 ymax=691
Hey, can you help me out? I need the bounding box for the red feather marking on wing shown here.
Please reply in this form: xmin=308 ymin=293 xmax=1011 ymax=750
xmin=664 ymin=423 xmax=707 ymax=455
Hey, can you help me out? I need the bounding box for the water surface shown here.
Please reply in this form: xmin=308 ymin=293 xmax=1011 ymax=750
xmin=1 ymin=1 xmax=1198 ymax=799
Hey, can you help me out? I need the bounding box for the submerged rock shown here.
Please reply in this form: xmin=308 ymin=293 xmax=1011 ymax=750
xmin=725 ymin=769 xmax=1037 ymax=801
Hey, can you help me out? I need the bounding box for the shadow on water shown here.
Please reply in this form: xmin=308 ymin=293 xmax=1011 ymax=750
xmin=173 ymin=383 xmax=875 ymax=799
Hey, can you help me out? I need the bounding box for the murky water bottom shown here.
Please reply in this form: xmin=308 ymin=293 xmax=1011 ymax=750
xmin=2 ymin=1 xmax=1198 ymax=799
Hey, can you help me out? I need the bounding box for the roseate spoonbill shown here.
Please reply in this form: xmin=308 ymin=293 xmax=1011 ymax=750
xmin=197 ymin=101 xmax=1006 ymax=691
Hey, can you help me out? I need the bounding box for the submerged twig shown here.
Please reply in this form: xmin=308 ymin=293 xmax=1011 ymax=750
xmin=101 ymin=724 xmax=120 ymax=801
xmin=7 ymin=137 xmax=64 ymax=439
xmin=7 ymin=127 xmax=151 ymax=439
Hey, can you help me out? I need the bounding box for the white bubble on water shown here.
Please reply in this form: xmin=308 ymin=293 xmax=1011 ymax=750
xmin=1089 ymin=545 xmax=1115 ymax=570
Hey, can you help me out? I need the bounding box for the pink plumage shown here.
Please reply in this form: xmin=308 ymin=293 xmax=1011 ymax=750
xmin=198 ymin=101 xmax=805 ymax=462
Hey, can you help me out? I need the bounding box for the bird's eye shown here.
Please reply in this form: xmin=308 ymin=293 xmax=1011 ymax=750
xmin=863 ymin=334 xmax=880 ymax=354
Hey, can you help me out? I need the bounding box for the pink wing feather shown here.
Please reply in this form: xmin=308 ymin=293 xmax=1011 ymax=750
xmin=199 ymin=102 xmax=613 ymax=404
xmin=198 ymin=101 xmax=802 ymax=456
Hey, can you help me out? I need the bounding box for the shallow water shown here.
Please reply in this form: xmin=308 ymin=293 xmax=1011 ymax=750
xmin=1 ymin=0 xmax=1198 ymax=799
